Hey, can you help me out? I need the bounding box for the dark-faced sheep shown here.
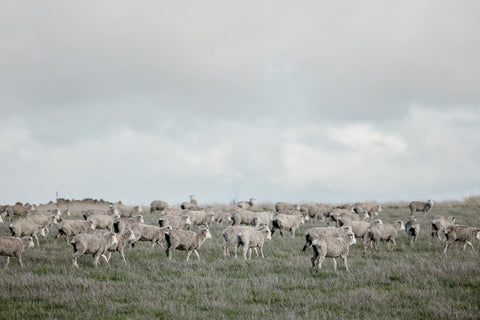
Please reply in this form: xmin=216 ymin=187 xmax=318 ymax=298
xmin=430 ymin=215 xmax=456 ymax=241
xmin=311 ymin=232 xmax=356 ymax=272
xmin=71 ymin=232 xmax=118 ymax=268
xmin=409 ymin=200 xmax=434 ymax=216
xmin=271 ymin=214 xmax=305 ymax=238
xmin=0 ymin=236 xmax=35 ymax=268
xmin=302 ymin=226 xmax=353 ymax=252
xmin=364 ymin=220 xmax=405 ymax=252
xmin=165 ymin=228 xmax=212 ymax=261
xmin=327 ymin=208 xmax=352 ymax=227
xmin=235 ymin=226 xmax=272 ymax=260
xmin=405 ymin=216 xmax=421 ymax=246
xmin=443 ymin=225 xmax=480 ymax=254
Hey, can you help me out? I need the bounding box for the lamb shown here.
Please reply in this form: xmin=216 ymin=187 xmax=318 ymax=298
xmin=113 ymin=215 xmax=145 ymax=233
xmin=235 ymin=226 xmax=272 ymax=260
xmin=158 ymin=215 xmax=192 ymax=230
xmin=252 ymin=211 xmax=273 ymax=227
xmin=275 ymin=202 xmax=300 ymax=212
xmin=364 ymin=220 xmax=404 ymax=252
xmin=222 ymin=226 xmax=260 ymax=257
xmin=151 ymin=200 xmax=169 ymax=213
xmin=343 ymin=220 xmax=383 ymax=239
xmin=71 ymin=232 xmax=118 ymax=268
xmin=405 ymin=216 xmax=421 ymax=246
xmin=9 ymin=218 xmax=46 ymax=246
xmin=95 ymin=229 xmax=136 ymax=264
xmin=231 ymin=208 xmax=255 ymax=226
xmin=302 ymin=226 xmax=353 ymax=252
xmin=55 ymin=220 xmax=96 ymax=243
xmin=354 ymin=202 xmax=382 ymax=217
xmin=443 ymin=225 xmax=480 ymax=254
xmin=0 ymin=236 xmax=35 ymax=268
xmin=271 ymin=214 xmax=305 ymax=238
xmin=165 ymin=228 xmax=212 ymax=261
xmin=129 ymin=224 xmax=172 ymax=248
xmin=311 ymin=232 xmax=356 ymax=272
xmin=430 ymin=215 xmax=456 ymax=240
xmin=86 ymin=213 xmax=119 ymax=231
xmin=409 ymin=200 xmax=434 ymax=216
xmin=337 ymin=210 xmax=370 ymax=226
xmin=237 ymin=198 xmax=256 ymax=210
xmin=185 ymin=210 xmax=215 ymax=229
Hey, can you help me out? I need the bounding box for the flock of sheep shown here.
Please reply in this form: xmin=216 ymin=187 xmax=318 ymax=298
xmin=0 ymin=196 xmax=479 ymax=272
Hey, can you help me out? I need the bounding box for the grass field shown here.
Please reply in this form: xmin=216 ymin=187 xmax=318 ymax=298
xmin=0 ymin=200 xmax=479 ymax=319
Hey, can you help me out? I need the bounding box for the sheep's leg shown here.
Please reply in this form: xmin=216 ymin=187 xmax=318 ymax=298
xmin=193 ymin=249 xmax=201 ymax=261
xmin=4 ymin=257 xmax=10 ymax=269
xmin=318 ymin=256 xmax=325 ymax=271
xmin=465 ymin=241 xmax=474 ymax=252
xmin=223 ymin=244 xmax=228 ymax=257
xmin=93 ymin=254 xmax=100 ymax=267
xmin=332 ymin=258 xmax=337 ymax=272
xmin=186 ymin=250 xmax=193 ymax=261
xmin=254 ymin=247 xmax=259 ymax=258
xmin=55 ymin=232 xmax=61 ymax=242
xmin=34 ymin=235 xmax=40 ymax=247
xmin=243 ymin=246 xmax=248 ymax=260
xmin=248 ymin=248 xmax=253 ymax=260
xmin=259 ymin=246 xmax=264 ymax=259
xmin=343 ymin=256 xmax=349 ymax=272
xmin=107 ymin=251 xmax=113 ymax=263
xmin=166 ymin=246 xmax=173 ymax=260
xmin=234 ymin=243 xmax=239 ymax=259
xmin=101 ymin=254 xmax=109 ymax=265
xmin=291 ymin=228 xmax=296 ymax=238
xmin=72 ymin=255 xmax=80 ymax=268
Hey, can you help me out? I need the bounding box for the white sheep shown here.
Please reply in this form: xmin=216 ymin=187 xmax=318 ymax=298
xmin=0 ymin=236 xmax=35 ymax=268
xmin=158 ymin=215 xmax=192 ymax=230
xmin=409 ymin=200 xmax=434 ymax=216
xmin=185 ymin=210 xmax=215 ymax=229
xmin=71 ymin=232 xmax=118 ymax=268
xmin=9 ymin=218 xmax=46 ymax=246
xmin=342 ymin=220 xmax=383 ymax=240
xmin=271 ymin=214 xmax=305 ymax=238
xmin=55 ymin=220 xmax=96 ymax=243
xmin=302 ymin=226 xmax=353 ymax=252
xmin=405 ymin=216 xmax=421 ymax=246
xmin=230 ymin=208 xmax=255 ymax=226
xmin=86 ymin=213 xmax=119 ymax=231
xmin=113 ymin=215 xmax=144 ymax=233
xmin=252 ymin=211 xmax=273 ymax=227
xmin=354 ymin=202 xmax=382 ymax=217
xmin=95 ymin=229 xmax=136 ymax=264
xmin=151 ymin=200 xmax=169 ymax=213
xmin=222 ymin=226 xmax=260 ymax=258
xmin=275 ymin=202 xmax=300 ymax=212
xmin=311 ymin=232 xmax=356 ymax=272
xmin=430 ymin=215 xmax=456 ymax=241
xmin=337 ymin=210 xmax=370 ymax=226
xmin=364 ymin=220 xmax=405 ymax=252
xmin=237 ymin=198 xmax=256 ymax=210
xmin=443 ymin=225 xmax=480 ymax=254
xmin=235 ymin=226 xmax=272 ymax=260
xmin=165 ymin=228 xmax=212 ymax=261
xmin=130 ymin=224 xmax=172 ymax=248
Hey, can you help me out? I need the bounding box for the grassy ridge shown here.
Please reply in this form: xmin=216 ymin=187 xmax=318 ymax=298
xmin=0 ymin=201 xmax=479 ymax=319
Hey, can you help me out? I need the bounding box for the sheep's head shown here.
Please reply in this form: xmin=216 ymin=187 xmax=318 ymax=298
xmin=106 ymin=233 xmax=118 ymax=247
xmin=88 ymin=220 xmax=96 ymax=230
xmin=427 ymin=200 xmax=434 ymax=206
xmin=261 ymin=227 xmax=272 ymax=240
xmin=24 ymin=236 xmax=34 ymax=248
xmin=343 ymin=232 xmax=356 ymax=245
xmin=125 ymin=229 xmax=136 ymax=242
xmin=200 ymin=228 xmax=212 ymax=240
xmin=342 ymin=226 xmax=353 ymax=233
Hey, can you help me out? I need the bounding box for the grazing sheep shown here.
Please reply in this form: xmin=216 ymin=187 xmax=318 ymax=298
xmin=158 ymin=215 xmax=192 ymax=230
xmin=343 ymin=220 xmax=383 ymax=240
xmin=9 ymin=218 xmax=45 ymax=246
xmin=275 ymin=202 xmax=300 ymax=212
xmin=443 ymin=225 xmax=480 ymax=254
xmin=235 ymin=226 xmax=272 ymax=260
xmin=252 ymin=211 xmax=273 ymax=227
xmin=0 ymin=236 xmax=35 ymax=268
xmin=150 ymin=200 xmax=169 ymax=213
xmin=71 ymin=232 xmax=118 ymax=268
xmin=86 ymin=213 xmax=119 ymax=231
xmin=237 ymin=198 xmax=256 ymax=210
xmin=222 ymin=226 xmax=260 ymax=257
xmin=364 ymin=220 xmax=405 ymax=252
xmin=405 ymin=216 xmax=421 ymax=246
xmin=337 ymin=210 xmax=370 ymax=226
xmin=311 ymin=232 xmax=356 ymax=272
xmin=231 ymin=208 xmax=255 ymax=226
xmin=55 ymin=220 xmax=96 ymax=243
xmin=430 ymin=216 xmax=456 ymax=241
xmin=113 ymin=215 xmax=145 ymax=233
xmin=165 ymin=228 xmax=212 ymax=261
xmin=409 ymin=200 xmax=434 ymax=216
xmin=354 ymin=202 xmax=382 ymax=217
xmin=302 ymin=226 xmax=353 ymax=252
xmin=130 ymin=224 xmax=172 ymax=248
xmin=327 ymin=208 xmax=352 ymax=226
xmin=185 ymin=210 xmax=215 ymax=229
xmin=271 ymin=214 xmax=305 ymax=238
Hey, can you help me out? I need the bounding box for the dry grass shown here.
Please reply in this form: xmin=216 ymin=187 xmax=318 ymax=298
xmin=0 ymin=200 xmax=479 ymax=319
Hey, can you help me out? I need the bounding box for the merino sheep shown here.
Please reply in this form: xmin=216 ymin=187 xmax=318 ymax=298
xmin=23 ymin=213 xmax=58 ymax=238
xmin=311 ymin=232 xmax=356 ymax=272
xmin=111 ymin=203 xmax=143 ymax=218
xmin=150 ymin=200 xmax=169 ymax=213
xmin=222 ymin=226 xmax=260 ymax=257
xmin=354 ymin=202 xmax=382 ymax=217
xmin=235 ymin=226 xmax=272 ymax=260
xmin=271 ymin=214 xmax=305 ymax=238
xmin=275 ymin=202 xmax=300 ymax=212
xmin=165 ymin=228 xmax=212 ymax=261
xmin=71 ymin=232 xmax=118 ymax=268
xmin=86 ymin=213 xmax=119 ymax=231
xmin=181 ymin=195 xmax=199 ymax=210
xmin=230 ymin=208 xmax=255 ymax=226
xmin=343 ymin=220 xmax=383 ymax=240
xmin=9 ymin=218 xmax=45 ymax=246
xmin=337 ymin=210 xmax=370 ymax=226
xmin=0 ymin=236 xmax=35 ymax=268
xmin=364 ymin=220 xmax=405 ymax=252
xmin=252 ymin=211 xmax=273 ymax=227
xmin=301 ymin=204 xmax=329 ymax=221
xmin=430 ymin=215 xmax=456 ymax=241
xmin=161 ymin=207 xmax=185 ymax=216
xmin=83 ymin=208 xmax=117 ymax=219
xmin=158 ymin=215 xmax=192 ymax=230
xmin=101 ymin=229 xmax=136 ymax=264
xmin=185 ymin=210 xmax=215 ymax=229
xmin=302 ymin=226 xmax=353 ymax=252
xmin=409 ymin=200 xmax=434 ymax=216
xmin=113 ymin=215 xmax=144 ymax=233
xmin=4 ymin=203 xmax=34 ymax=221
xmin=327 ymin=208 xmax=352 ymax=226
xmin=443 ymin=225 xmax=480 ymax=254
xmin=55 ymin=220 xmax=96 ymax=243
xmin=130 ymin=224 xmax=172 ymax=248
xmin=237 ymin=198 xmax=256 ymax=210
xmin=405 ymin=216 xmax=421 ymax=246
xmin=212 ymin=209 xmax=232 ymax=225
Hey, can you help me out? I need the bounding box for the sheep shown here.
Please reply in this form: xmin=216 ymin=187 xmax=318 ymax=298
xmin=343 ymin=220 xmax=383 ymax=240
xmin=222 ymin=226 xmax=260 ymax=257
xmin=354 ymin=202 xmax=382 ymax=217
xmin=86 ymin=213 xmax=119 ymax=231
xmin=95 ymin=229 xmax=136 ymax=264
xmin=443 ymin=225 xmax=480 ymax=254
xmin=302 ymin=226 xmax=353 ymax=252
xmin=82 ymin=208 xmax=117 ymax=220
xmin=71 ymin=232 xmax=118 ymax=268
xmin=181 ymin=195 xmax=199 ymax=210
xmin=4 ymin=203 xmax=35 ymax=222
xmin=311 ymin=232 xmax=356 ymax=272
xmin=301 ymin=204 xmax=329 ymax=221
xmin=271 ymin=214 xmax=305 ymax=238
xmin=24 ymin=213 xmax=58 ymax=238
xmin=235 ymin=226 xmax=272 ymax=260
xmin=275 ymin=202 xmax=300 ymax=212
xmin=112 ymin=203 xmax=143 ymax=218
xmin=212 ymin=209 xmax=232 ymax=225
xmin=0 ymin=236 xmax=35 ymax=268
xmin=231 ymin=208 xmax=255 ymax=226
xmin=158 ymin=215 xmax=192 ymax=230
xmin=337 ymin=210 xmax=370 ymax=226
xmin=252 ymin=211 xmax=273 ymax=227
xmin=409 ymin=200 xmax=434 ymax=216
xmin=9 ymin=218 xmax=46 ymax=246
xmin=113 ymin=215 xmax=145 ymax=233
xmin=185 ymin=210 xmax=215 ymax=229
xmin=327 ymin=208 xmax=352 ymax=226
xmin=55 ymin=220 xmax=96 ymax=243
xmin=165 ymin=228 xmax=212 ymax=261
xmin=364 ymin=220 xmax=404 ymax=252
xmin=161 ymin=207 xmax=185 ymax=216
xmin=129 ymin=224 xmax=172 ymax=248
xmin=0 ymin=214 xmax=3 ymax=224
xmin=405 ymin=216 xmax=421 ymax=246
xmin=151 ymin=200 xmax=169 ymax=213
xmin=430 ymin=215 xmax=456 ymax=241
xmin=237 ymin=198 xmax=256 ymax=210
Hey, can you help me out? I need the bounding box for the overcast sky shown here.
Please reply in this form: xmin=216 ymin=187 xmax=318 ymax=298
xmin=1 ymin=1 xmax=479 ymax=206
